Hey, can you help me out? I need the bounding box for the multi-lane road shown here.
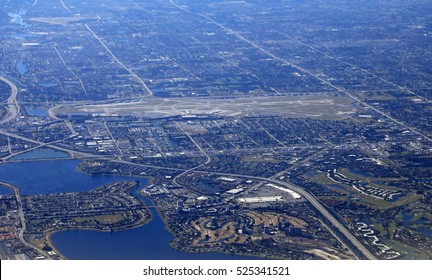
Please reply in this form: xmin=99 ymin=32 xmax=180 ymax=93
xmin=0 ymin=76 xmax=20 ymax=125
xmin=0 ymin=73 xmax=375 ymax=259
xmin=169 ymin=0 xmax=431 ymax=144
xmin=191 ymin=170 xmax=377 ymax=260
xmin=0 ymin=182 xmax=48 ymax=258
xmin=0 ymin=118 xmax=376 ymax=259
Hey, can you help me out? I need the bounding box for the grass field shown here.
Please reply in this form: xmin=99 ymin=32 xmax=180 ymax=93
xmin=189 ymin=211 xmax=308 ymax=247
xmin=339 ymin=168 xmax=405 ymax=184
xmin=308 ymin=171 xmax=420 ymax=210
xmin=74 ymin=214 xmax=124 ymax=225
xmin=384 ymin=239 xmax=429 ymax=260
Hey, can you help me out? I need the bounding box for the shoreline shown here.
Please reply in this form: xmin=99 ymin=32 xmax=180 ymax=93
xmin=76 ymin=160 xmax=155 ymax=183
xmin=46 ymin=183 xmax=268 ymax=260
xmin=0 ymin=158 xmax=156 ymax=260
xmin=46 ymin=177 xmax=155 ymax=260
xmin=45 ymin=212 xmax=153 ymax=260
xmin=136 ymin=192 xmax=272 ymax=260
xmin=7 ymin=160 xmax=274 ymax=260
xmin=0 ymin=182 xmax=15 ymax=195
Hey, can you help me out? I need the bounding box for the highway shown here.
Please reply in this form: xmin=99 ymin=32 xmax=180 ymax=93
xmin=59 ymin=0 xmax=72 ymax=14
xmin=0 ymin=126 xmax=376 ymax=259
xmin=168 ymin=0 xmax=432 ymax=144
xmin=0 ymin=182 xmax=49 ymax=259
xmin=0 ymin=129 xmax=106 ymax=159
xmin=0 ymin=77 xmax=375 ymax=259
xmin=170 ymin=112 xmax=374 ymax=259
xmin=0 ymin=1 xmax=397 ymax=261
xmin=0 ymin=73 xmax=376 ymax=259
xmin=193 ymin=170 xmax=377 ymax=260
xmin=0 ymin=76 xmax=20 ymax=125
xmin=172 ymin=123 xmax=212 ymax=186
xmin=265 ymin=178 xmax=376 ymax=260
xmin=0 ymin=126 xmax=188 ymax=172
xmin=54 ymin=46 xmax=88 ymax=96
xmin=47 ymin=102 xmax=77 ymax=136
xmin=0 ymin=139 xmax=67 ymax=161
xmin=84 ymin=23 xmax=154 ymax=97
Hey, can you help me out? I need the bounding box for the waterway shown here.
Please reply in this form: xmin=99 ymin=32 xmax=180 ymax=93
xmin=16 ymin=60 xmax=27 ymax=75
xmin=0 ymin=185 xmax=13 ymax=195
xmin=51 ymin=195 xmax=260 ymax=260
xmin=24 ymin=106 xmax=49 ymax=117
xmin=0 ymin=159 xmax=147 ymax=195
xmin=11 ymin=148 xmax=69 ymax=160
xmin=0 ymin=159 xmax=261 ymax=259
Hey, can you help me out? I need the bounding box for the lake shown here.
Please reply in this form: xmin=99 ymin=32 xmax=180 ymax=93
xmin=24 ymin=106 xmax=49 ymax=117
xmin=0 ymin=159 xmax=262 ymax=260
xmin=51 ymin=196 xmax=261 ymax=260
xmin=0 ymin=185 xmax=13 ymax=195
xmin=0 ymin=159 xmax=147 ymax=195
xmin=16 ymin=60 xmax=27 ymax=75
xmin=12 ymin=148 xmax=69 ymax=160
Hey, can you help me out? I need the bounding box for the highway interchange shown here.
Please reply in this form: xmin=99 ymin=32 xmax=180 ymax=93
xmin=0 ymin=72 xmax=377 ymax=260
xmin=2 ymin=0 xmax=430 ymax=260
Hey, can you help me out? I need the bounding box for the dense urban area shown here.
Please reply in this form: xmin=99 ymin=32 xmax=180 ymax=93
xmin=0 ymin=0 xmax=431 ymax=260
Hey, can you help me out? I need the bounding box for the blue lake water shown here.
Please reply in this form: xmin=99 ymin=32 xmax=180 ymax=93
xmin=401 ymin=209 xmax=415 ymax=227
xmin=0 ymin=159 xmax=262 ymax=260
xmin=52 ymin=196 xmax=261 ymax=260
xmin=12 ymin=148 xmax=69 ymax=160
xmin=16 ymin=60 xmax=27 ymax=75
xmin=38 ymin=82 xmax=57 ymax=88
xmin=0 ymin=185 xmax=13 ymax=195
xmin=24 ymin=106 xmax=49 ymax=117
xmin=418 ymin=229 xmax=432 ymax=238
xmin=0 ymin=159 xmax=147 ymax=195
